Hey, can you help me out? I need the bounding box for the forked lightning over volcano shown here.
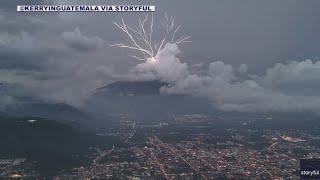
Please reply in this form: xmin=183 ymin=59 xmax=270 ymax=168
xmin=111 ymin=13 xmax=191 ymax=61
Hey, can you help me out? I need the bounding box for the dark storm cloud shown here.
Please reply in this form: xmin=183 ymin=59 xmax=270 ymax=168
xmin=155 ymin=0 xmax=320 ymax=71
xmin=0 ymin=14 xmax=47 ymax=34
xmin=61 ymin=28 xmax=105 ymax=52
xmin=0 ymin=31 xmax=69 ymax=71
xmin=0 ymin=31 xmax=41 ymax=70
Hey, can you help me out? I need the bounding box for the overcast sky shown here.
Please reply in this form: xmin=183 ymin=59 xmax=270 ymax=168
xmin=3 ymin=0 xmax=320 ymax=69
xmin=1 ymin=0 xmax=320 ymax=112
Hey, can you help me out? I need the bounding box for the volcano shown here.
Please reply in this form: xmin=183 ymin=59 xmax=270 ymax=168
xmin=84 ymin=80 xmax=213 ymax=121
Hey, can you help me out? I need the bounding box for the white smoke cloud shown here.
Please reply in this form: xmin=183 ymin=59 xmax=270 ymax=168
xmin=261 ymin=60 xmax=320 ymax=95
xmin=62 ymin=28 xmax=105 ymax=51
xmin=0 ymin=30 xmax=114 ymax=107
xmin=128 ymin=43 xmax=320 ymax=112
xmin=127 ymin=44 xmax=189 ymax=82
xmin=238 ymin=64 xmax=248 ymax=74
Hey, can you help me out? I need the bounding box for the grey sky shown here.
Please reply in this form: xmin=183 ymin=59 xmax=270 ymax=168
xmin=3 ymin=0 xmax=319 ymax=70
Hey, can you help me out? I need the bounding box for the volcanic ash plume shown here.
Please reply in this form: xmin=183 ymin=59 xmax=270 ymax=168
xmin=112 ymin=14 xmax=320 ymax=113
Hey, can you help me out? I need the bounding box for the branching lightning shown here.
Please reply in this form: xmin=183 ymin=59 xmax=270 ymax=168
xmin=111 ymin=13 xmax=192 ymax=61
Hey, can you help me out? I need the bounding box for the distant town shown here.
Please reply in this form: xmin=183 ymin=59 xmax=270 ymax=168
xmin=1 ymin=113 xmax=320 ymax=179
